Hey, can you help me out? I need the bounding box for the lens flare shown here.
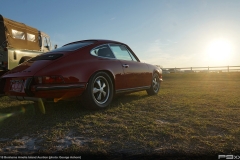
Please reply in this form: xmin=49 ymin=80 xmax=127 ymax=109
xmin=0 ymin=113 xmax=14 ymax=122
xmin=0 ymin=99 xmax=46 ymax=123
xmin=0 ymin=107 xmax=26 ymax=122
xmin=36 ymin=98 xmax=45 ymax=114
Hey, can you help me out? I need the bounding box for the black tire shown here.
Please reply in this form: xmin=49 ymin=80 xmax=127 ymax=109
xmin=146 ymin=73 xmax=160 ymax=95
xmin=83 ymin=72 xmax=114 ymax=109
xmin=19 ymin=56 xmax=32 ymax=64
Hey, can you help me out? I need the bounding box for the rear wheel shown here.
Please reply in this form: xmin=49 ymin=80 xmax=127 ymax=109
xmin=83 ymin=72 xmax=113 ymax=109
xmin=146 ymin=73 xmax=160 ymax=95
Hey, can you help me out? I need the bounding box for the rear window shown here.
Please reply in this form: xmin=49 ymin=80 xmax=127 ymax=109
xmin=51 ymin=41 xmax=95 ymax=52
xmin=28 ymin=54 xmax=63 ymax=61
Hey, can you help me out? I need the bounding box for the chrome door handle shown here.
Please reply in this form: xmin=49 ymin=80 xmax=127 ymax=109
xmin=122 ymin=64 xmax=129 ymax=68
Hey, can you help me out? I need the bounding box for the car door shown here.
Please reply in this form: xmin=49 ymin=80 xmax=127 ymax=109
xmin=109 ymin=44 xmax=150 ymax=89
xmin=89 ymin=44 xmax=126 ymax=90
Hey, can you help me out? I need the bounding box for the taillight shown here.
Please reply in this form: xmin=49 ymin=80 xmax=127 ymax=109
xmin=2 ymin=61 xmax=8 ymax=69
xmin=34 ymin=76 xmax=64 ymax=84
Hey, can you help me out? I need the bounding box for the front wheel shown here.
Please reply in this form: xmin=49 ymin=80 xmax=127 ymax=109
xmin=146 ymin=73 xmax=160 ymax=95
xmin=83 ymin=72 xmax=114 ymax=109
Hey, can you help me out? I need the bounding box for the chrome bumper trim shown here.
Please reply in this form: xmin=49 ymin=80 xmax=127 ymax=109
xmin=35 ymin=84 xmax=86 ymax=91
xmin=116 ymin=86 xmax=150 ymax=94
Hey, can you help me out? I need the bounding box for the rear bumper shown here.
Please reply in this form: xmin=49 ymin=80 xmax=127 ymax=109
xmin=31 ymin=83 xmax=87 ymax=100
xmin=3 ymin=77 xmax=88 ymax=100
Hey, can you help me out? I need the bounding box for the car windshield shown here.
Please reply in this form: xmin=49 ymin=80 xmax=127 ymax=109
xmin=51 ymin=41 xmax=96 ymax=52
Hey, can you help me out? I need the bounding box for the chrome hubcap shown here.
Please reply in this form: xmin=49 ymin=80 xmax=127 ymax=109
xmin=152 ymin=77 xmax=159 ymax=93
xmin=92 ymin=76 xmax=109 ymax=104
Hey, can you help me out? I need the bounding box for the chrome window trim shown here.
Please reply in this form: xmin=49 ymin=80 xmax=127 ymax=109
xmin=89 ymin=43 xmax=140 ymax=62
xmin=122 ymin=45 xmax=138 ymax=62
xmin=89 ymin=44 xmax=117 ymax=60
xmin=107 ymin=43 xmax=117 ymax=58
xmin=123 ymin=45 xmax=140 ymax=62
xmin=126 ymin=47 xmax=138 ymax=62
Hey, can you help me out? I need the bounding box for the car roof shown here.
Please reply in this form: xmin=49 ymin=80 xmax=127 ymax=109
xmin=63 ymin=39 xmax=126 ymax=46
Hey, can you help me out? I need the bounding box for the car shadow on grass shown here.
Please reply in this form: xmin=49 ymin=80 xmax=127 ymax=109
xmin=0 ymin=92 xmax=149 ymax=138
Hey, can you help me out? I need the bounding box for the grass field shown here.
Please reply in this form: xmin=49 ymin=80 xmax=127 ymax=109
xmin=0 ymin=73 xmax=240 ymax=159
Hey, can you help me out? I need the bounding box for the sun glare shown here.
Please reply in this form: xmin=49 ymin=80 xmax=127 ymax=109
xmin=207 ymin=39 xmax=232 ymax=62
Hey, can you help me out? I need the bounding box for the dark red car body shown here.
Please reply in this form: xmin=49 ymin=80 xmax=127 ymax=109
xmin=0 ymin=40 xmax=162 ymax=109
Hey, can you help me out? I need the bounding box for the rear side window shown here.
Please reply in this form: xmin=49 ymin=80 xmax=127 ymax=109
xmin=52 ymin=41 xmax=95 ymax=52
xmin=29 ymin=54 xmax=63 ymax=61
xmin=90 ymin=45 xmax=115 ymax=58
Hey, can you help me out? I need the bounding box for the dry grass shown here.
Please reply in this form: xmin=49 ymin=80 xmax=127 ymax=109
xmin=0 ymin=72 xmax=240 ymax=159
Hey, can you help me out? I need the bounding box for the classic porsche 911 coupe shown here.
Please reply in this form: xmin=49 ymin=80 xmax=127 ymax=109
xmin=0 ymin=40 xmax=162 ymax=110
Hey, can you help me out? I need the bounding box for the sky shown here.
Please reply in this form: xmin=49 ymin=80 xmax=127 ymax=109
xmin=1 ymin=0 xmax=240 ymax=68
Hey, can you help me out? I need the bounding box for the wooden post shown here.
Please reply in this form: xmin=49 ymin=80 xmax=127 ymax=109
xmin=208 ymin=66 xmax=209 ymax=73
xmin=228 ymin=66 xmax=229 ymax=72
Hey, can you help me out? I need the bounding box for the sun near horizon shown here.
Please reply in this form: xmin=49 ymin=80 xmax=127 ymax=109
xmin=206 ymin=38 xmax=233 ymax=64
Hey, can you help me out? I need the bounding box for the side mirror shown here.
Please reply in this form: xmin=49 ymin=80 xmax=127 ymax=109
xmin=44 ymin=45 xmax=50 ymax=51
xmin=54 ymin=44 xmax=57 ymax=49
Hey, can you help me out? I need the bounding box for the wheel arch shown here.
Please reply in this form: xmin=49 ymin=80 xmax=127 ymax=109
xmin=153 ymin=69 xmax=160 ymax=77
xmin=88 ymin=69 xmax=116 ymax=92
xmin=153 ymin=67 xmax=162 ymax=79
